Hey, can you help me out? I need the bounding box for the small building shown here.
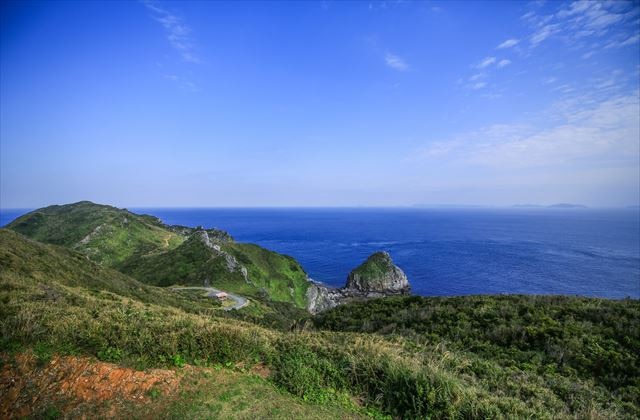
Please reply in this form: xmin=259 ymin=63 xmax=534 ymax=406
xmin=215 ymin=292 xmax=228 ymax=300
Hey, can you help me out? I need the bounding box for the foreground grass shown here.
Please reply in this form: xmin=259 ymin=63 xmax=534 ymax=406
xmin=162 ymin=368 xmax=371 ymax=420
xmin=1 ymin=351 xmax=369 ymax=420
xmin=315 ymin=295 xmax=640 ymax=417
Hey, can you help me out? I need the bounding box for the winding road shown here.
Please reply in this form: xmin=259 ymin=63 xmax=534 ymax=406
xmin=171 ymin=287 xmax=249 ymax=311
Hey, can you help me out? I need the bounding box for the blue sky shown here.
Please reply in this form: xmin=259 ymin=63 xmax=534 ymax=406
xmin=1 ymin=0 xmax=639 ymax=208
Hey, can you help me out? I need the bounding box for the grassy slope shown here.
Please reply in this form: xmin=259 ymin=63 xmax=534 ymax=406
xmin=225 ymin=243 xmax=309 ymax=308
xmin=2 ymin=229 xmax=638 ymax=418
xmin=0 ymin=230 xmax=375 ymax=418
xmin=0 ymin=229 xmax=223 ymax=314
xmin=6 ymin=201 xmax=183 ymax=267
xmin=118 ymin=237 xmax=310 ymax=308
xmin=118 ymin=234 xmax=245 ymax=288
xmin=7 ymin=201 xmax=310 ymax=308
xmin=314 ymin=295 xmax=640 ymax=417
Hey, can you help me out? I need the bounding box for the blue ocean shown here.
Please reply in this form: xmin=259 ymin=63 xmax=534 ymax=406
xmin=2 ymin=207 xmax=639 ymax=299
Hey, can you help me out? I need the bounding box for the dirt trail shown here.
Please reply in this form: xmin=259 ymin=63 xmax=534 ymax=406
xmin=171 ymin=286 xmax=249 ymax=310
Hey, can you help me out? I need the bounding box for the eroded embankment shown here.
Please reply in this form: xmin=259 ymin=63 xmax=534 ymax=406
xmin=1 ymin=353 xmax=181 ymax=418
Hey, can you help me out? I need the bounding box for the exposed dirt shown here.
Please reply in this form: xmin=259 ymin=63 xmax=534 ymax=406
xmin=249 ymin=362 xmax=271 ymax=379
xmin=1 ymin=353 xmax=182 ymax=419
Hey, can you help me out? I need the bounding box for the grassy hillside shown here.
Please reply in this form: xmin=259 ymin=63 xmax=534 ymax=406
xmin=118 ymin=234 xmax=310 ymax=307
xmin=225 ymin=243 xmax=309 ymax=308
xmin=119 ymin=233 xmax=245 ymax=287
xmin=7 ymin=201 xmax=310 ymax=308
xmin=2 ymin=228 xmax=638 ymax=418
xmin=314 ymin=295 xmax=640 ymax=417
xmin=0 ymin=229 xmax=223 ymax=314
xmin=6 ymin=201 xmax=184 ymax=266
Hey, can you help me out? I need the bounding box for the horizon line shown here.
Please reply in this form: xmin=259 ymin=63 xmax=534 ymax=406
xmin=2 ymin=203 xmax=640 ymax=211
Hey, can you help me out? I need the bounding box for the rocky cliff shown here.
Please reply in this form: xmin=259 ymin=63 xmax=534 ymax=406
xmin=307 ymin=251 xmax=410 ymax=314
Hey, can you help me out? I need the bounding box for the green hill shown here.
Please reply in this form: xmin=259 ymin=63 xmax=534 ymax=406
xmin=7 ymin=201 xmax=184 ymax=266
xmin=0 ymin=228 xmax=221 ymax=314
xmin=7 ymin=201 xmax=310 ymax=308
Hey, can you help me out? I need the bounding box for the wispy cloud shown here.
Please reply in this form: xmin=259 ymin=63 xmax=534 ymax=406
xmin=581 ymin=51 xmax=595 ymax=59
xmin=385 ymin=53 xmax=409 ymax=71
xmin=606 ymin=33 xmax=640 ymax=49
xmin=162 ymin=74 xmax=198 ymax=92
xmin=523 ymin=1 xmax=638 ymax=51
xmin=471 ymin=82 xmax=487 ymax=90
xmin=416 ymin=93 xmax=639 ymax=169
xmin=497 ymin=38 xmax=519 ymax=49
xmin=476 ymin=56 xmax=496 ymax=69
xmin=142 ymin=0 xmax=201 ymax=64
xmin=497 ymin=59 xmax=511 ymax=68
xmin=530 ymin=24 xmax=559 ymax=46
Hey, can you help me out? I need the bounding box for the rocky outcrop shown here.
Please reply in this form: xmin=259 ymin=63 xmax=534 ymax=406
xmin=346 ymin=251 xmax=410 ymax=294
xmin=306 ymin=251 xmax=410 ymax=314
xmin=195 ymin=229 xmax=250 ymax=284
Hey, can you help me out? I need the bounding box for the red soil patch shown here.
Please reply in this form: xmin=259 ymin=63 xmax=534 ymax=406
xmin=249 ymin=362 xmax=271 ymax=379
xmin=1 ymin=353 xmax=182 ymax=419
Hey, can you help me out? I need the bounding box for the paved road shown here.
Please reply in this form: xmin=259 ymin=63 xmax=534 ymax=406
xmin=171 ymin=287 xmax=249 ymax=311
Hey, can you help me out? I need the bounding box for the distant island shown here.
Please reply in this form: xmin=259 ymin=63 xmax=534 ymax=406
xmin=513 ymin=203 xmax=588 ymax=208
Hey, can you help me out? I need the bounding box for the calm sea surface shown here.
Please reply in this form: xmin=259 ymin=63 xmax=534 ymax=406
xmin=2 ymin=207 xmax=639 ymax=298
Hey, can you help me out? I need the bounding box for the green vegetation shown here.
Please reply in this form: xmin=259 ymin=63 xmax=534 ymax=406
xmin=119 ymin=234 xmax=244 ymax=287
xmin=118 ymin=234 xmax=310 ymax=308
xmin=7 ymin=201 xmax=311 ymax=308
xmin=0 ymin=229 xmax=219 ymax=314
xmin=162 ymin=369 xmax=372 ymax=419
xmin=6 ymin=201 xmax=184 ymax=266
xmin=3 ymin=203 xmax=639 ymax=418
xmin=225 ymin=243 xmax=309 ymax=307
xmin=350 ymin=252 xmax=394 ymax=281
xmin=314 ymin=295 xmax=640 ymax=418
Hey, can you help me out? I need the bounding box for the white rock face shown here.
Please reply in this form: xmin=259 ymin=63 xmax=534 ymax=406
xmin=195 ymin=229 xmax=249 ymax=283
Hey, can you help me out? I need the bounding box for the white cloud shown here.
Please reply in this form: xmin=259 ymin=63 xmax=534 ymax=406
xmin=606 ymin=33 xmax=640 ymax=49
xmin=523 ymin=1 xmax=636 ymax=51
xmin=162 ymin=74 xmax=198 ymax=92
xmin=385 ymin=53 xmax=409 ymax=71
xmin=476 ymin=56 xmax=496 ymax=69
xmin=530 ymin=24 xmax=559 ymax=45
xmin=471 ymin=82 xmax=487 ymax=90
xmin=469 ymin=73 xmax=485 ymax=81
xmin=556 ymin=1 xmax=625 ymax=32
xmin=497 ymin=38 xmax=519 ymax=49
xmin=619 ymin=34 xmax=640 ymax=47
xmin=143 ymin=0 xmax=201 ymax=64
xmin=497 ymin=59 xmax=511 ymax=68
xmin=416 ymin=94 xmax=640 ymax=169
